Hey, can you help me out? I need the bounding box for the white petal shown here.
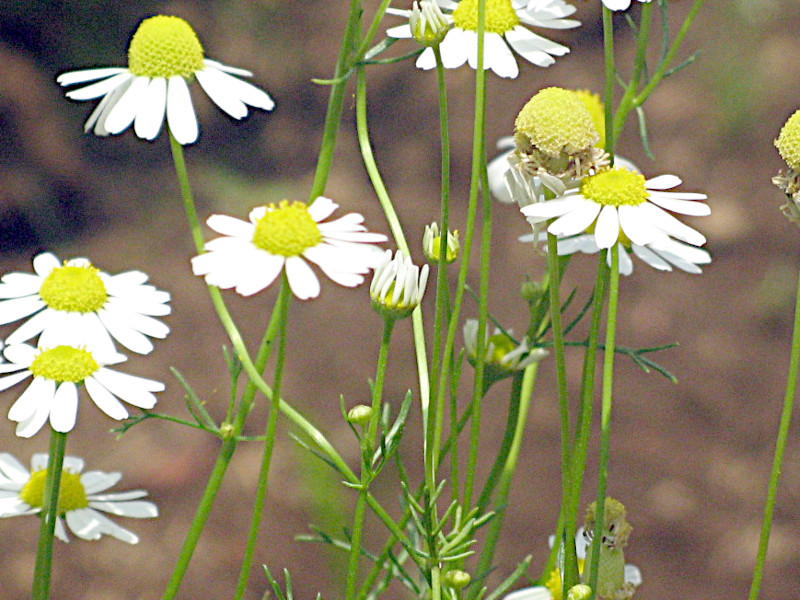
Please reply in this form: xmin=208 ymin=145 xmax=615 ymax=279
xmin=386 ymin=24 xmax=413 ymax=39
xmin=638 ymin=203 xmax=707 ymax=246
xmin=520 ymin=195 xmax=589 ymax=221
xmin=65 ymin=507 xmax=103 ymax=540
xmin=647 ymin=193 xmax=710 ymax=216
xmin=84 ymin=376 xmax=129 ymax=420
xmin=103 ymin=76 xmax=151 ymax=135
xmin=166 ymin=76 xmax=199 ymax=145
xmin=57 ymin=67 xmax=128 ymax=86
xmin=625 ymin=564 xmax=642 ymax=587
xmin=481 ymin=33 xmax=519 ymax=78
xmin=8 ymin=376 xmax=53 ymax=421
xmin=89 ymin=499 xmax=158 ymax=519
xmin=202 ymin=59 xmax=252 ymax=77
xmin=90 ymin=369 xmax=162 ymax=409
xmin=64 ymin=72 xmax=132 ymax=101
xmin=81 ymin=470 xmax=122 ymax=495
xmin=308 ymin=196 xmax=338 ymax=222
xmin=206 ymin=214 xmax=255 ymax=238
xmin=618 ymin=204 xmax=670 ymax=247
xmin=197 ymin=67 xmax=274 ymax=115
xmin=284 ymin=257 xmax=320 ymax=300
xmin=0 ymin=453 xmax=31 ymax=484
xmin=506 ymin=26 xmax=569 ymax=67
xmin=502 ymin=587 xmax=554 ymax=600
xmin=645 ymin=174 xmax=681 ymax=190
xmin=603 ymin=0 xmax=632 ymax=10
xmin=631 ymin=244 xmax=672 ymax=271
xmin=594 ymin=205 xmax=620 ymax=249
xmin=548 ymin=203 xmax=601 ymax=237
xmin=49 ymin=382 xmax=79 ymax=433
xmin=232 ymin=251 xmax=285 ymax=296
xmin=133 ymin=77 xmax=167 ymax=140
xmin=439 ymin=29 xmax=471 ymax=69
xmin=0 ymin=296 xmax=46 ymax=326
xmin=14 ymin=383 xmax=56 ymax=438
xmin=4 ymin=309 xmax=52 ymax=345
xmin=415 ymin=47 xmax=439 ymax=70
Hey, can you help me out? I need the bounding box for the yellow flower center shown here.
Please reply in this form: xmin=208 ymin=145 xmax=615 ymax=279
xmin=573 ymin=90 xmax=606 ymax=150
xmin=545 ymin=559 xmax=586 ymax=600
xmin=30 ymin=346 xmax=100 ymax=383
xmin=488 ymin=332 xmax=515 ymax=366
xmin=580 ymin=168 xmax=648 ymax=208
xmin=776 ymin=108 xmax=800 ymax=171
xmin=39 ymin=264 xmax=108 ymax=313
xmin=128 ymin=15 xmax=205 ymax=78
xmin=515 ymin=87 xmax=599 ymax=157
xmin=452 ymin=0 xmax=520 ymax=34
xmin=20 ymin=468 xmax=89 ymax=514
xmin=252 ymin=201 xmax=323 ymax=257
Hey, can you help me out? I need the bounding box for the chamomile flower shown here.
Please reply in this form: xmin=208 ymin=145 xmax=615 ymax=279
xmin=370 ymin=250 xmax=430 ymax=320
xmin=57 ymin=15 xmax=274 ymax=145
xmin=0 ymin=252 xmax=170 ymax=356
xmin=602 ymin=0 xmax=651 ymax=12
xmin=521 ymin=167 xmax=710 ymax=255
xmin=0 ymin=452 xmax=157 ymax=543
xmin=388 ymin=0 xmax=580 ymax=78
xmin=463 ymin=319 xmax=547 ymax=388
xmin=191 ymin=197 xmax=387 ymax=300
xmin=0 ymin=343 xmax=164 ymax=438
xmin=423 ymin=222 xmax=460 ymax=264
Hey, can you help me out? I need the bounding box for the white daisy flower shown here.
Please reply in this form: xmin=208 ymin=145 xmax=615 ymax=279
xmin=0 ymin=343 xmax=164 ymax=438
xmin=0 ymin=252 xmax=170 ymax=356
xmin=57 ymin=15 xmax=275 ymax=145
xmin=191 ymin=197 xmax=387 ymax=300
xmin=602 ymin=0 xmax=651 ymax=12
xmin=502 ymin=528 xmax=642 ymax=600
xmin=520 ymin=167 xmax=710 ymax=256
xmin=0 ymin=452 xmax=157 ymax=543
xmin=388 ymin=0 xmax=580 ymax=78
xmin=370 ymin=249 xmax=430 ymax=320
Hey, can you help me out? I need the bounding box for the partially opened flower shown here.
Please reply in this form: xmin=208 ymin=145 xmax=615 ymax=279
xmin=388 ymin=0 xmax=580 ymax=78
xmin=192 ymin=197 xmax=387 ymax=300
xmin=0 ymin=343 xmax=164 ymax=438
xmin=521 ymin=167 xmax=710 ymax=257
xmin=0 ymin=252 xmax=170 ymax=356
xmin=57 ymin=15 xmax=274 ymax=145
xmin=423 ymin=222 xmax=460 ymax=264
xmin=463 ymin=319 xmax=547 ymax=389
xmin=0 ymin=452 xmax=157 ymax=543
xmin=370 ymin=249 xmax=430 ymax=320
xmin=602 ymin=0 xmax=651 ymax=12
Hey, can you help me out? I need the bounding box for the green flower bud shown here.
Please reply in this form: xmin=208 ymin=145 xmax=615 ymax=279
xmin=444 ymin=569 xmax=471 ymax=590
xmin=347 ymin=405 xmax=373 ymax=426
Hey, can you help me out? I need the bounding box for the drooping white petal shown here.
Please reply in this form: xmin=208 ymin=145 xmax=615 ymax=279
xmin=89 ymin=499 xmax=158 ymax=519
xmin=103 ymin=76 xmax=151 ymax=135
xmin=64 ymin=71 xmax=133 ymax=101
xmin=548 ymin=202 xmax=601 ymax=237
xmin=84 ymin=376 xmax=129 ymax=420
xmin=90 ymin=368 xmax=162 ymax=410
xmin=506 ymin=26 xmax=569 ymax=68
xmin=479 ymin=33 xmax=519 ymax=78
xmin=65 ymin=507 xmax=104 ymax=540
xmin=57 ymin=67 xmax=129 ymax=86
xmin=594 ymin=205 xmax=621 ymax=249
xmin=133 ymin=77 xmax=167 ymax=140
xmin=49 ymin=382 xmax=79 ymax=433
xmin=232 ymin=250 xmax=285 ymax=296
xmin=166 ymin=76 xmax=199 ymax=145
xmin=415 ymin=47 xmax=439 ymax=70
xmin=438 ymin=28 xmax=471 ymax=69
xmin=14 ymin=385 xmax=57 ymax=438
xmin=0 ymin=296 xmax=46 ymax=326
xmin=198 ymin=66 xmax=274 ymax=114
xmin=632 ymin=243 xmax=673 ymax=271
xmin=7 ymin=376 xmax=53 ymax=421
xmin=284 ymin=256 xmax=321 ymax=300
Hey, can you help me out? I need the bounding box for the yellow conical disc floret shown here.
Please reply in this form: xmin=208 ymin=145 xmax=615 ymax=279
xmin=515 ymin=87 xmax=600 ymax=157
xmin=253 ymin=201 xmax=323 ymax=257
xmin=128 ymin=15 xmax=205 ymax=79
xmin=452 ymin=0 xmax=520 ymax=34
xmin=776 ymin=108 xmax=800 ymax=171
xmin=21 ymin=469 xmax=90 ymax=514
xmin=581 ymin=168 xmax=648 ymax=208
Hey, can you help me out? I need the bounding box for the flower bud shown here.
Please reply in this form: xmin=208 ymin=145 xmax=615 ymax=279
xmin=370 ymin=250 xmax=429 ymax=321
xmin=444 ymin=569 xmax=471 ymax=590
xmin=409 ymin=0 xmax=451 ymax=47
xmin=347 ymin=405 xmax=373 ymax=426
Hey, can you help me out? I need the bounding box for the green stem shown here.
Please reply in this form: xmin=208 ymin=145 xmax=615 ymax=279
xmin=602 ymin=6 xmax=615 ymax=160
xmin=32 ymin=430 xmax=68 ymax=600
xmin=588 ymin=245 xmax=620 ymax=599
xmin=234 ymin=279 xmax=292 ymax=600
xmin=612 ymin=0 xmax=705 ymax=146
xmin=429 ymin=42 xmax=451 ymax=483
xmin=547 ymin=232 xmax=577 ymax=590
xmin=354 ymin=66 xmax=430 ymax=443
xmin=474 ymin=364 xmax=539 ymax=581
xmin=308 ymin=0 xmax=363 ymax=201
xmin=748 ymin=264 xmax=800 ymax=599
xmin=346 ymin=318 xmax=395 ymax=600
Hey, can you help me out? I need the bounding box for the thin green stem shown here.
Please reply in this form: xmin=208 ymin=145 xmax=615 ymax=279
xmin=309 ymin=0 xmax=363 ymax=201
xmin=346 ymin=318 xmax=395 ymax=600
xmin=429 ymin=42 xmax=452 ymax=481
xmin=748 ymin=264 xmax=800 ymax=599
xmin=234 ymin=279 xmax=292 ymax=600
xmin=32 ymin=430 xmax=68 ymax=600
xmin=602 ymin=6 xmax=616 ymax=160
xmin=588 ymin=245 xmax=620 ymax=599
xmin=474 ymin=364 xmax=539 ymax=582
xmin=547 ymin=232 xmax=577 ymax=590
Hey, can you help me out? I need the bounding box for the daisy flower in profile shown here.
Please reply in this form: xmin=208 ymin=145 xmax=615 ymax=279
xmin=463 ymin=319 xmax=547 ymax=388
xmin=0 ymin=452 xmax=157 ymax=543
xmin=0 ymin=252 xmax=170 ymax=356
xmin=388 ymin=0 xmax=580 ymax=78
xmin=521 ymin=167 xmax=710 ymax=258
xmin=0 ymin=343 xmax=164 ymax=438
xmin=602 ymin=0 xmax=651 ymax=12
xmin=57 ymin=15 xmax=274 ymax=145
xmin=191 ymin=197 xmax=387 ymax=300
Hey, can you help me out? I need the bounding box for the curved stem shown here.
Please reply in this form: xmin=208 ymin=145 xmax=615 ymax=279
xmin=32 ymin=430 xmax=68 ymax=600
xmin=748 ymin=263 xmax=800 ymax=599
xmin=587 ymin=245 xmax=620 ymax=599
xmin=234 ymin=279 xmax=292 ymax=600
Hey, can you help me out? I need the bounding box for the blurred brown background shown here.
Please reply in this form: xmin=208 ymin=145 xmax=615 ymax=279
xmin=1 ymin=1 xmax=799 ymax=599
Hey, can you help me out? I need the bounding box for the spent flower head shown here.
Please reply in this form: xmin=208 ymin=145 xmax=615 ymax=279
xmin=423 ymin=222 xmax=460 ymax=264
xmin=0 ymin=252 xmax=170 ymax=355
xmin=388 ymin=0 xmax=579 ymax=78
xmin=57 ymin=15 xmax=274 ymax=145
xmin=583 ymin=498 xmax=638 ymax=600
xmin=773 ymin=108 xmax=800 ymax=225
xmin=370 ymin=250 xmax=430 ymax=320
xmin=0 ymin=343 xmax=164 ymax=438
xmin=192 ymin=197 xmax=387 ymax=300
xmin=0 ymin=452 xmax=157 ymax=543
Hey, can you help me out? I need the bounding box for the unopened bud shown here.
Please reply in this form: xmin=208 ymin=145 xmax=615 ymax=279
xmin=444 ymin=569 xmax=471 ymax=590
xmin=347 ymin=405 xmax=373 ymax=426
